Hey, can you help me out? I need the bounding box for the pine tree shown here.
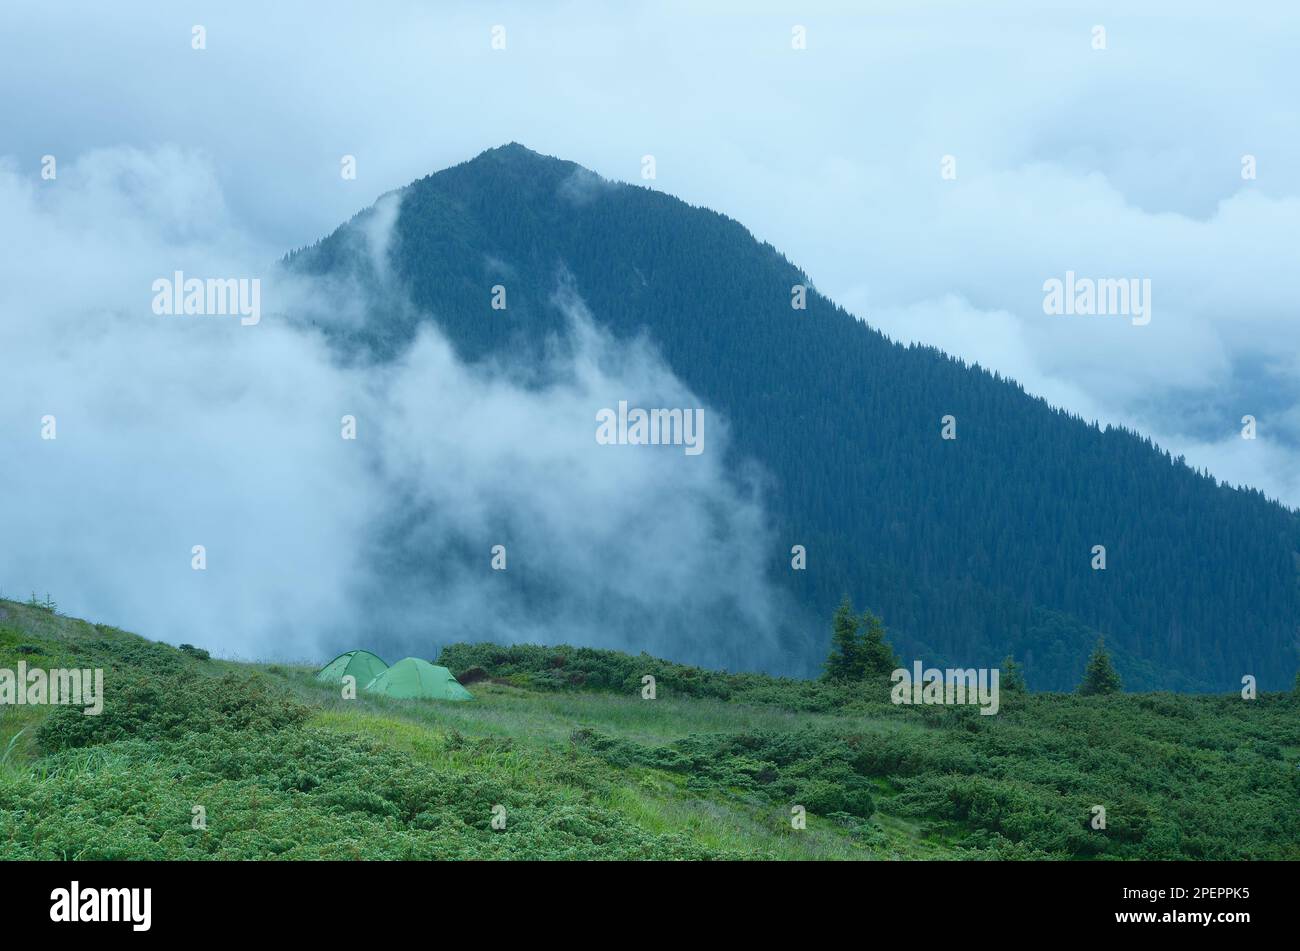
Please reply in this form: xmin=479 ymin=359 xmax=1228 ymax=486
xmin=860 ymin=609 xmax=899 ymax=678
xmin=1293 ymin=670 xmax=1300 ymax=696
xmin=1001 ymin=655 xmax=1027 ymax=692
xmin=1078 ymin=637 xmax=1122 ymax=695
xmin=823 ymin=596 xmax=864 ymax=682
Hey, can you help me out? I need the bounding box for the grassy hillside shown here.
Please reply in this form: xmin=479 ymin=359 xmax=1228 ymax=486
xmin=1 ymin=600 xmax=1297 ymax=860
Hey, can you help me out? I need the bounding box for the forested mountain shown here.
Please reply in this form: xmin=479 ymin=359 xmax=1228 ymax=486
xmin=286 ymin=144 xmax=1300 ymax=691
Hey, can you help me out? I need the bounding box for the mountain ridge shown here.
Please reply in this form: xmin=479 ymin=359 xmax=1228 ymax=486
xmin=285 ymin=144 xmax=1300 ymax=691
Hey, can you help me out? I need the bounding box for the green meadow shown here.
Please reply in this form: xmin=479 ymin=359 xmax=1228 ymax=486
xmin=1 ymin=599 xmax=1296 ymax=860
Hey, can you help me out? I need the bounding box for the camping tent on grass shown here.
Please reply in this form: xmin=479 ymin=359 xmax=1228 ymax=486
xmin=364 ymin=657 xmax=473 ymax=701
xmin=316 ymin=649 xmax=389 ymax=686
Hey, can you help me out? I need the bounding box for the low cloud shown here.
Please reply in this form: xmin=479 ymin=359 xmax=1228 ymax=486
xmin=0 ymin=149 xmax=800 ymax=669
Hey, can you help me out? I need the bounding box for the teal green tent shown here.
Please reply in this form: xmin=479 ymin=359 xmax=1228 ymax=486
xmin=364 ymin=657 xmax=473 ymax=701
xmin=316 ymin=649 xmax=389 ymax=686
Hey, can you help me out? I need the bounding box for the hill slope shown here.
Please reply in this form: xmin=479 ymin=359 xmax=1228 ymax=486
xmin=2 ymin=601 xmax=1297 ymax=859
xmin=286 ymin=144 xmax=1300 ymax=691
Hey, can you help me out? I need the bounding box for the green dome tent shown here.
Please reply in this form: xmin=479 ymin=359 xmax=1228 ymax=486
xmin=316 ymin=649 xmax=389 ymax=686
xmin=364 ymin=657 xmax=473 ymax=701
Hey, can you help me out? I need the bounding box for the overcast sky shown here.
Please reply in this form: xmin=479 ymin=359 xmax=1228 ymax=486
xmin=3 ymin=0 xmax=1298 ymax=518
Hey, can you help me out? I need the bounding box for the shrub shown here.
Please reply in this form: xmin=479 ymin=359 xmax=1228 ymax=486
xmin=573 ymin=727 xmax=877 ymax=819
xmin=38 ymin=671 xmax=309 ymax=753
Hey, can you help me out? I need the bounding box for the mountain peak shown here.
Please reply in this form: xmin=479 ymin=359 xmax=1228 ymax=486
xmin=417 ymin=141 xmax=585 ymax=198
xmin=468 ymin=141 xmax=572 ymax=170
xmin=487 ymin=141 xmax=546 ymax=158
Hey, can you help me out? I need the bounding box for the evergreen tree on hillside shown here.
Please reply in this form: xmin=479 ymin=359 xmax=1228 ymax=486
xmin=1078 ymin=637 xmax=1122 ymax=695
xmin=1001 ymin=655 xmax=1027 ymax=692
xmin=1293 ymin=670 xmax=1300 ymax=696
xmin=823 ymin=596 xmax=864 ymax=682
xmin=860 ymin=609 xmax=899 ymax=677
xmin=823 ymin=598 xmax=899 ymax=682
